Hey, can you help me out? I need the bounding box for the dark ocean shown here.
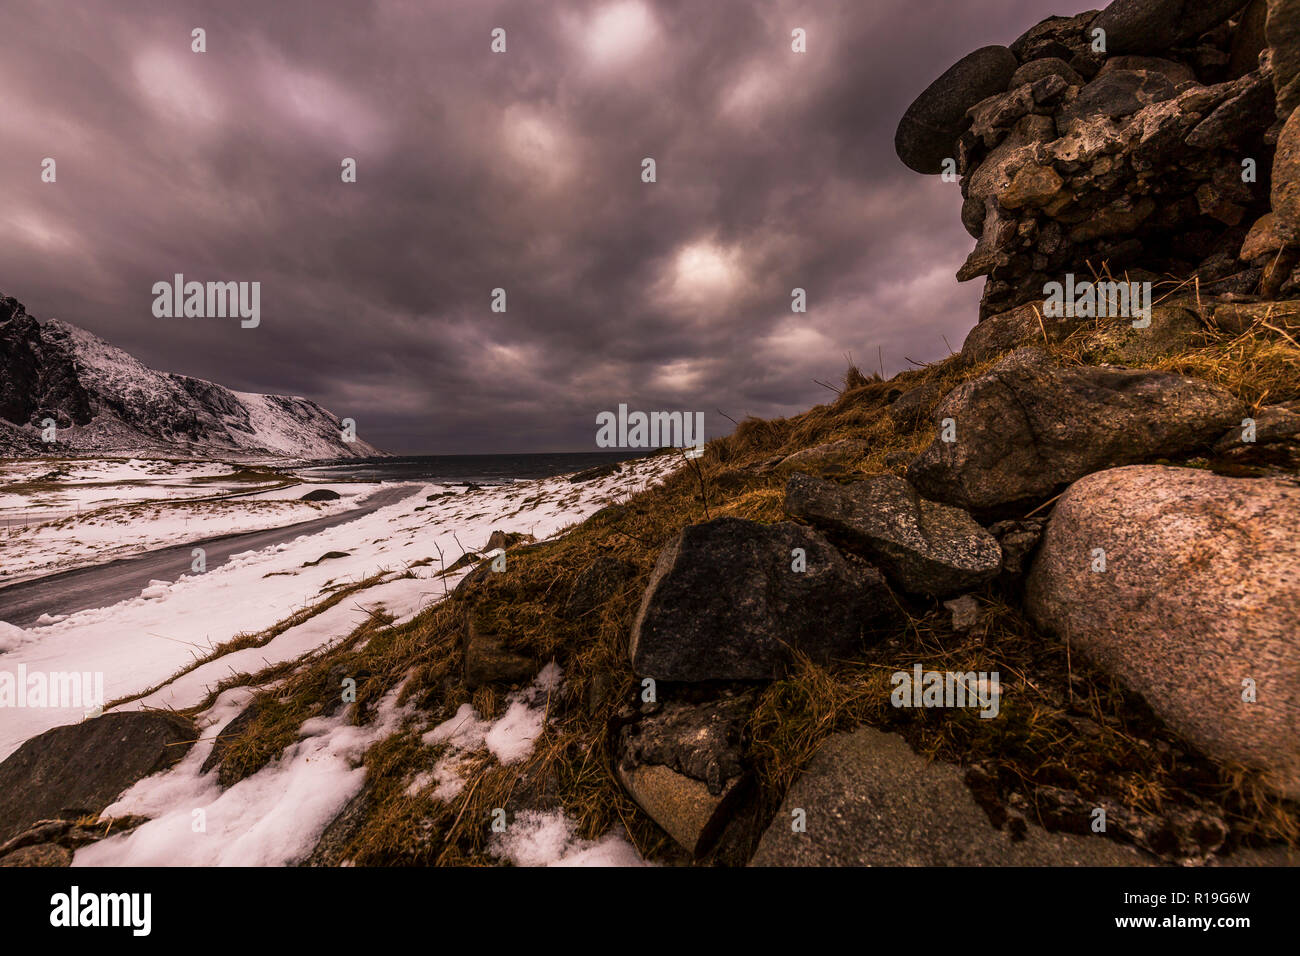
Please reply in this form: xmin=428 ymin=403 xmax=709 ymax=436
xmin=295 ymin=450 xmax=645 ymax=486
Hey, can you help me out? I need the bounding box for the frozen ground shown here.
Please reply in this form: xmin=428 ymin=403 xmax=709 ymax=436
xmin=0 ymin=458 xmax=382 ymax=582
xmin=0 ymin=453 xmax=679 ymax=866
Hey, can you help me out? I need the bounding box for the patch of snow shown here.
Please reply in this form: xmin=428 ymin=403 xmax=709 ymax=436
xmin=489 ymin=810 xmax=650 ymax=867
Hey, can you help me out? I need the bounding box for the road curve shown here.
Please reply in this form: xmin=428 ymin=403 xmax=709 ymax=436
xmin=0 ymin=485 xmax=420 ymax=628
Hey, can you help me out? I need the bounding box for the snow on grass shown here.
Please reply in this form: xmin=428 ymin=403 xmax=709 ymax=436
xmin=0 ymin=454 xmax=677 ymax=761
xmin=0 ymin=458 xmax=393 ymax=582
xmin=418 ymin=661 xmax=563 ymax=793
xmin=489 ymin=810 xmax=650 ymax=867
xmin=121 ymin=573 xmax=444 ymax=713
xmin=73 ymin=682 xmax=414 ymax=867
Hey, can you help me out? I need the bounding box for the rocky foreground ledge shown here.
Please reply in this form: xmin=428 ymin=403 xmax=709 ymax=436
xmin=3 ymin=0 xmax=1300 ymax=867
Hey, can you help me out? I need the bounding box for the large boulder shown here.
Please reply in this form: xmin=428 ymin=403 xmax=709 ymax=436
xmin=1268 ymin=0 xmax=1300 ymax=117
xmin=895 ymin=46 xmax=1019 ymax=174
xmin=629 ymin=517 xmax=900 ymax=681
xmin=1274 ymin=107 xmax=1300 ymax=244
xmin=906 ymin=348 xmax=1245 ymax=512
xmin=750 ymin=727 xmax=1154 ymax=866
xmin=0 ymin=712 xmax=195 ymax=845
xmin=783 ymin=473 xmax=1001 ymax=597
xmin=1026 ymin=465 xmax=1300 ymax=799
xmin=1090 ymin=0 xmax=1250 ymax=56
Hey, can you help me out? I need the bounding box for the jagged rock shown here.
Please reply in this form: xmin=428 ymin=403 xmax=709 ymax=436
xmin=987 ymin=518 xmax=1046 ymax=576
xmin=463 ymin=618 xmax=535 ymax=689
xmin=958 ymin=196 xmax=1020 ymax=280
xmin=1026 ymin=465 xmax=1300 ymax=799
xmin=0 ymin=298 xmax=93 ymax=432
xmin=0 ymin=295 xmax=381 ymax=459
xmin=569 ymin=462 xmax=621 ymax=483
xmin=1268 ymin=0 xmax=1300 ymax=116
xmin=1010 ymin=57 xmax=1085 ymax=89
xmin=967 ymin=85 xmax=1037 ymax=148
xmin=749 ymin=727 xmax=1155 ymax=866
xmin=629 ymin=517 xmax=900 ymax=681
xmin=906 ymin=348 xmax=1245 ymax=512
xmin=1186 ymin=68 xmax=1278 ymax=147
xmin=0 ymin=712 xmax=195 ymax=845
xmin=1240 ymin=212 xmax=1285 ymax=259
xmin=784 ymin=473 xmax=1001 ymax=597
xmin=1098 ymin=55 xmax=1197 ymax=85
xmin=895 ymin=46 xmax=1020 ymax=174
xmin=778 ymin=439 xmax=870 ymax=470
xmin=1091 ymin=0 xmax=1250 ymax=56
xmin=887 ymin=382 xmax=945 ymax=427
xmin=615 ymin=693 xmax=752 ymax=855
xmin=304 ymin=791 xmax=369 ymax=867
xmin=1000 ymin=161 xmax=1066 ymax=209
xmin=1009 ymin=12 xmax=1100 ymax=63
xmin=1056 ymin=70 xmax=1181 ymax=133
xmin=1274 ymin=107 xmax=1300 ymax=243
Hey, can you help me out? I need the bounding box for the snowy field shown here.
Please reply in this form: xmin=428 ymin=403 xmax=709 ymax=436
xmin=0 ymin=458 xmax=378 ymax=582
xmin=0 ymin=453 xmax=679 ymax=866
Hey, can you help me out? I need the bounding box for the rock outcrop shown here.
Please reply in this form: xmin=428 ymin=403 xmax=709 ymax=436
xmin=896 ymin=1 xmax=1300 ymax=320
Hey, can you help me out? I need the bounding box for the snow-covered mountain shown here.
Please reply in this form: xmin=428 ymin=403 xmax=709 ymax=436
xmin=0 ymin=293 xmax=385 ymax=460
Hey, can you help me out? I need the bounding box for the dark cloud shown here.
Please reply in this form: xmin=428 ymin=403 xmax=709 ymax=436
xmin=0 ymin=0 xmax=1096 ymax=453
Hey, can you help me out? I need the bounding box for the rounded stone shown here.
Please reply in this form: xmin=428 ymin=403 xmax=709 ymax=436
xmin=895 ymin=46 xmax=1019 ymax=174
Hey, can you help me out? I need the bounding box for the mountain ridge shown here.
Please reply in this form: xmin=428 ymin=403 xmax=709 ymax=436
xmin=0 ymin=293 xmax=385 ymax=461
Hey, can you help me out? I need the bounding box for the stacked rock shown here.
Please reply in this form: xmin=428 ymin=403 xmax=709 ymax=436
xmin=896 ymin=0 xmax=1300 ymax=320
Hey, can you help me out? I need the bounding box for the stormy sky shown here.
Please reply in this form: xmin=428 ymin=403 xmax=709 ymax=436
xmin=0 ymin=0 xmax=1094 ymax=454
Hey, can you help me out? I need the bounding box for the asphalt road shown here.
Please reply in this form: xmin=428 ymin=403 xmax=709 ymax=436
xmin=0 ymin=485 xmax=418 ymax=628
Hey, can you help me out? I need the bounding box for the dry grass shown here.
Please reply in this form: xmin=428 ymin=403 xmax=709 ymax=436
xmin=194 ymin=300 xmax=1300 ymax=865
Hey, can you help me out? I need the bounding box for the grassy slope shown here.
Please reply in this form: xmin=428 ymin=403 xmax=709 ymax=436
xmin=166 ymin=299 xmax=1300 ymax=865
